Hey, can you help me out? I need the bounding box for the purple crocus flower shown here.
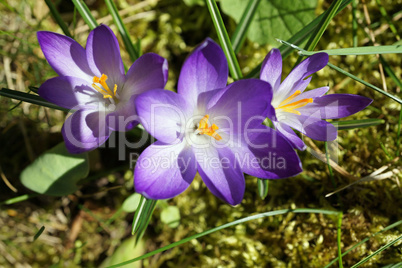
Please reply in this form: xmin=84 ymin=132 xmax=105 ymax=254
xmin=37 ymin=25 xmax=168 ymax=153
xmin=134 ymin=39 xmax=302 ymax=205
xmin=260 ymin=49 xmax=372 ymax=150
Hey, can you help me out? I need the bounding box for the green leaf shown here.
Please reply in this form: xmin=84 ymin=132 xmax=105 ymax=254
xmin=105 ymin=0 xmax=139 ymax=62
xmin=33 ymin=226 xmax=45 ymax=241
xmin=220 ymin=0 xmax=317 ymax=45
xmin=303 ymin=0 xmax=343 ymax=52
xmin=100 ymin=236 xmax=145 ymax=268
xmin=299 ymin=45 xmax=402 ymax=56
xmin=122 ymin=193 xmax=142 ymax=213
xmin=206 ymin=0 xmax=243 ymax=80
xmin=160 ymin=206 xmax=181 ymax=228
xmin=44 ymin=0 xmax=73 ymax=38
xmin=331 ymin=119 xmax=385 ymax=130
xmin=71 ymin=0 xmax=98 ymax=30
xmin=0 ymin=88 xmax=70 ymax=112
xmin=231 ymin=0 xmax=262 ymax=53
xmin=20 ymin=142 xmax=89 ymax=196
xmin=257 ymin=179 xmax=269 ymax=200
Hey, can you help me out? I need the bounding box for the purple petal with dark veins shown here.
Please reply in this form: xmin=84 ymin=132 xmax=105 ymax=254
xmin=37 ymin=31 xmax=93 ymax=78
xmin=86 ymin=24 xmax=125 ymax=86
xmin=178 ymin=38 xmax=228 ymax=106
xmin=134 ymin=141 xmax=196 ymax=200
xmin=62 ymin=109 xmax=111 ymax=153
xmin=122 ymin=53 xmax=168 ymax=99
xmin=299 ymin=94 xmax=373 ymax=120
xmin=135 ymin=89 xmax=192 ymax=144
xmin=38 ymin=76 xmax=100 ymax=110
xmin=278 ymin=53 xmax=328 ymax=97
xmin=194 ymin=146 xmax=245 ymax=206
xmin=260 ymin=48 xmax=282 ymax=92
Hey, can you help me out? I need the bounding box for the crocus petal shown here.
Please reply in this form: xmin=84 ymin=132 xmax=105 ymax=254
xmin=178 ymin=38 xmax=228 ymax=106
xmin=278 ymin=53 xmax=328 ymax=98
xmin=194 ymin=146 xmax=245 ymax=206
xmin=207 ymin=79 xmax=272 ymax=132
xmin=38 ymin=76 xmax=100 ymax=110
xmin=122 ymin=53 xmax=168 ymax=99
xmin=134 ymin=141 xmax=196 ymax=199
xmin=62 ymin=109 xmax=111 ymax=153
xmin=86 ymin=24 xmax=125 ymax=86
xmin=105 ymin=95 xmax=138 ymax=131
xmin=299 ymin=94 xmax=373 ymax=120
xmin=260 ymin=48 xmax=282 ymax=92
xmin=135 ymin=89 xmax=192 ymax=143
xmin=232 ymin=125 xmax=302 ymax=178
xmin=292 ymin=86 xmax=329 ymax=102
xmin=289 ymin=114 xmax=338 ymax=141
xmin=275 ymin=122 xmax=306 ymax=150
xmin=37 ymin=31 xmax=93 ymax=79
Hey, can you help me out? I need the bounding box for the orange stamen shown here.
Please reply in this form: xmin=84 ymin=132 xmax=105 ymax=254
xmin=197 ymin=115 xmax=222 ymax=141
xmin=275 ymin=90 xmax=313 ymax=115
xmin=92 ymin=74 xmax=118 ymax=99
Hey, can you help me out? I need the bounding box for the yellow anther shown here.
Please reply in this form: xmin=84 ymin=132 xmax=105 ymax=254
xmin=197 ymin=115 xmax=222 ymax=141
xmin=278 ymin=90 xmax=301 ymax=107
xmin=92 ymin=74 xmax=118 ymax=100
xmin=276 ymin=90 xmax=313 ymax=115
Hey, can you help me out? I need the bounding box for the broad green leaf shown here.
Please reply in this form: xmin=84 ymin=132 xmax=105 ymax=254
xmin=122 ymin=193 xmax=142 ymax=213
xmin=20 ymin=142 xmax=89 ymax=196
xmin=160 ymin=206 xmax=180 ymax=228
xmin=100 ymin=236 xmax=145 ymax=268
xmin=220 ymin=0 xmax=317 ymax=45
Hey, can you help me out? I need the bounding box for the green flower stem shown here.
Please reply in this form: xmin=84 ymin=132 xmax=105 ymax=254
xmin=44 ymin=0 xmax=73 ymax=38
xmin=0 ymin=88 xmax=69 ymax=112
xmin=231 ymin=0 xmax=262 ymax=53
xmin=72 ymin=0 xmax=98 ymax=30
xmin=205 ymin=0 xmax=242 ymax=80
xmin=105 ymin=0 xmax=139 ymax=61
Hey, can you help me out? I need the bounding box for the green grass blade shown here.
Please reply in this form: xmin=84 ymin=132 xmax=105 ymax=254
xmin=33 ymin=226 xmax=45 ymax=241
xmin=131 ymin=195 xmax=147 ymax=235
xmin=71 ymin=0 xmax=98 ymax=30
xmin=0 ymin=193 xmax=39 ymax=205
xmin=299 ymin=45 xmax=402 ymax=56
xmin=351 ymin=234 xmax=402 ymax=268
xmin=327 ymin=62 xmax=402 ymax=104
xmin=331 ymin=119 xmax=385 ymax=130
xmin=135 ymin=199 xmax=157 ymax=244
xmin=337 ymin=212 xmax=344 ymax=268
xmin=396 ymin=107 xmax=402 ymax=157
xmin=205 ymin=0 xmax=242 ymax=80
xmin=257 ymin=178 xmax=269 ymax=200
xmin=304 ymin=0 xmax=343 ymax=51
xmin=324 ymin=219 xmax=402 ymax=268
xmin=107 ymin=208 xmax=340 ymax=268
xmin=375 ymin=0 xmax=400 ymax=40
xmin=352 ymin=0 xmax=357 ymax=47
xmin=245 ymin=0 xmax=352 ymax=78
xmin=105 ymin=0 xmax=139 ymax=62
xmin=0 ymin=88 xmax=69 ymax=112
xmin=231 ymin=0 xmax=262 ymax=53
xmin=44 ymin=0 xmax=73 ymax=38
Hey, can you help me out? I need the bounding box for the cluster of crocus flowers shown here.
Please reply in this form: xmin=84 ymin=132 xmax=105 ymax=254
xmin=134 ymin=39 xmax=302 ymax=205
xmin=37 ymin=25 xmax=168 ymax=153
xmin=38 ymin=25 xmax=372 ymax=205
